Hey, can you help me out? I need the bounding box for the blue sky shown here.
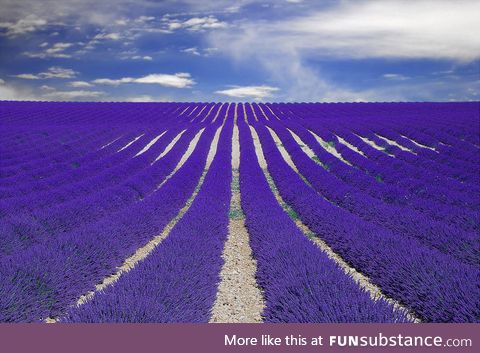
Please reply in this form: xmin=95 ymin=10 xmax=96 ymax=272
xmin=0 ymin=0 xmax=479 ymax=102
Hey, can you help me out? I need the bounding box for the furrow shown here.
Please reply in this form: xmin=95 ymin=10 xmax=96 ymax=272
xmin=46 ymin=125 xmax=224 ymax=323
xmin=210 ymin=117 xmax=265 ymax=323
xmin=152 ymin=129 xmax=186 ymax=164
xmin=117 ymin=134 xmax=145 ymax=152
xmin=248 ymin=123 xmax=420 ymax=323
xmin=375 ymin=134 xmax=416 ymax=154
xmin=400 ymin=134 xmax=438 ymax=152
xmin=155 ymin=128 xmax=205 ymax=190
xmin=135 ymin=131 xmax=167 ymax=157
xmin=308 ymin=129 xmax=353 ymax=165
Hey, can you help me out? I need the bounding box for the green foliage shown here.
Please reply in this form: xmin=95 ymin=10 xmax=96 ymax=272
xmin=324 ymin=140 xmax=335 ymax=148
xmin=229 ymin=207 xmax=245 ymax=220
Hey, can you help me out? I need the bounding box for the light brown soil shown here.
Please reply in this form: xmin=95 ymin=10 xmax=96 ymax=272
xmin=263 ymin=104 xmax=281 ymax=120
xmin=210 ymin=108 xmax=265 ymax=323
xmin=100 ymin=136 xmax=122 ymax=150
xmin=255 ymin=103 xmax=269 ymax=121
xmin=135 ymin=131 xmax=167 ymax=157
xmin=308 ymin=129 xmax=353 ymax=165
xmin=190 ymin=104 xmax=207 ymax=122
xmin=335 ymin=134 xmax=366 ymax=156
xmin=152 ymin=129 xmax=186 ymax=164
xmin=355 ymin=133 xmax=396 ymax=157
xmin=117 ymin=133 xmax=145 ymax=152
xmin=376 ymin=134 xmax=416 ymax=154
xmin=400 ymin=134 xmax=438 ymax=152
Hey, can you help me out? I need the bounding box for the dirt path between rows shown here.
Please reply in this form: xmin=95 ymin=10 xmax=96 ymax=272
xmin=210 ymin=108 xmax=265 ymax=323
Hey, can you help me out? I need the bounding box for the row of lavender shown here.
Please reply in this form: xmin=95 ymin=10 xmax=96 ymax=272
xmin=63 ymin=104 xmax=411 ymax=323
xmin=0 ymin=102 xmax=223 ymax=321
xmin=244 ymin=103 xmax=478 ymax=322
xmin=0 ymin=101 xmax=478 ymax=322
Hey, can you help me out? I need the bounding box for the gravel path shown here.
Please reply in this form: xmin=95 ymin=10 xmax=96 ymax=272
xmin=210 ymin=109 xmax=265 ymax=323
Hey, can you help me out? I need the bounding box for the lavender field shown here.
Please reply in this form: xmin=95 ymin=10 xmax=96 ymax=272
xmin=0 ymin=101 xmax=478 ymax=323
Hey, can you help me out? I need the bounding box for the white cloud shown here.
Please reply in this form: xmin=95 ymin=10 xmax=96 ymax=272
xmin=115 ymin=19 xmax=128 ymax=26
xmin=44 ymin=90 xmax=105 ymax=100
xmin=40 ymin=85 xmax=55 ymax=91
xmin=135 ymin=73 xmax=194 ymax=87
xmin=0 ymin=78 xmax=5 ymax=85
xmin=0 ymin=82 xmax=36 ymax=100
xmin=135 ymin=16 xmax=155 ymax=23
xmin=14 ymin=74 xmax=40 ymax=80
xmin=93 ymin=32 xmax=121 ymax=41
xmin=92 ymin=78 xmax=132 ymax=85
xmin=165 ymin=16 xmax=227 ymax=32
xmin=40 ymin=67 xmax=77 ymax=79
xmin=383 ymin=73 xmax=410 ymax=81
xmin=225 ymin=5 xmax=241 ymax=13
xmin=210 ymin=0 xmax=480 ymax=62
xmin=0 ymin=15 xmax=46 ymax=36
xmin=25 ymin=42 xmax=74 ymax=58
xmin=23 ymin=51 xmax=69 ymax=58
xmin=13 ymin=67 xmax=77 ymax=80
xmin=182 ymin=47 xmax=201 ymax=56
xmin=46 ymin=42 xmax=72 ymax=54
xmin=207 ymin=0 xmax=480 ymax=101
xmin=126 ymin=95 xmax=155 ymax=102
xmin=204 ymin=47 xmax=218 ymax=55
xmin=131 ymin=55 xmax=153 ymax=61
xmin=93 ymin=73 xmax=195 ymax=88
xmin=69 ymin=81 xmax=93 ymax=88
xmin=215 ymin=85 xmax=279 ymax=99
xmin=182 ymin=47 xmax=218 ymax=57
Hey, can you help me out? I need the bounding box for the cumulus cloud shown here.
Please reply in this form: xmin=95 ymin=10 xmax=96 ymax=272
xmin=131 ymin=55 xmax=153 ymax=61
xmin=215 ymin=85 xmax=279 ymax=99
xmin=164 ymin=15 xmax=227 ymax=32
xmin=14 ymin=74 xmax=40 ymax=80
xmin=24 ymin=42 xmax=73 ymax=58
xmin=92 ymin=73 xmax=195 ymax=88
xmin=46 ymin=42 xmax=72 ymax=54
xmin=93 ymin=32 xmax=122 ymax=41
xmin=44 ymin=90 xmax=105 ymax=100
xmin=182 ymin=47 xmax=201 ymax=56
xmin=182 ymin=47 xmax=218 ymax=56
xmin=69 ymin=81 xmax=93 ymax=88
xmin=13 ymin=67 xmax=77 ymax=80
xmin=135 ymin=16 xmax=155 ymax=23
xmin=40 ymin=85 xmax=55 ymax=91
xmin=0 ymin=15 xmax=47 ymax=36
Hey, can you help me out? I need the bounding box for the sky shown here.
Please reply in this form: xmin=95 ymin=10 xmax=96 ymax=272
xmin=0 ymin=0 xmax=479 ymax=102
